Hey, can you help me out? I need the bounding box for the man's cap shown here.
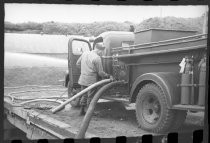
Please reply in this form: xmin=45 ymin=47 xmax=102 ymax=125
xmin=95 ymin=43 xmax=105 ymax=50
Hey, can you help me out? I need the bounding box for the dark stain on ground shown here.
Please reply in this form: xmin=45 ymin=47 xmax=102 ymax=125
xmin=93 ymin=101 xmax=136 ymax=123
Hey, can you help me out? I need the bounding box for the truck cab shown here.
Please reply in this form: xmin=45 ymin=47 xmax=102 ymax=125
xmin=64 ymin=32 xmax=134 ymax=87
xmin=64 ymin=31 xmax=134 ymax=106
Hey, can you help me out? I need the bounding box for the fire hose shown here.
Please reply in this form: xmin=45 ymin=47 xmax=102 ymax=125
xmin=4 ymin=85 xmax=67 ymax=108
xmin=5 ymin=89 xmax=66 ymax=102
xmin=51 ymin=79 xmax=112 ymax=113
xmin=76 ymin=80 xmax=125 ymax=139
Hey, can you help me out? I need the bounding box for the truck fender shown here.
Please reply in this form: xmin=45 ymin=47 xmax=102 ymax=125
xmin=130 ymin=72 xmax=181 ymax=108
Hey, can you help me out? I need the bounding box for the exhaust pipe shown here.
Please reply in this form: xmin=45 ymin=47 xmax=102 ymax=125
xmin=76 ymin=81 xmax=125 ymax=139
xmin=51 ymin=79 xmax=112 ymax=113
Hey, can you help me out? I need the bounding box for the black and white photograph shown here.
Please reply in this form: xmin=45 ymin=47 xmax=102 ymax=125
xmin=3 ymin=3 xmax=208 ymax=141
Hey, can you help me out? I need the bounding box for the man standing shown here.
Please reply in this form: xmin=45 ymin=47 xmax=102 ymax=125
xmin=76 ymin=43 xmax=110 ymax=115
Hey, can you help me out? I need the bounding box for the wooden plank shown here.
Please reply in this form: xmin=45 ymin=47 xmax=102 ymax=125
xmin=172 ymin=104 xmax=205 ymax=111
xmin=28 ymin=115 xmax=74 ymax=138
xmin=28 ymin=117 xmax=69 ymax=139
xmin=6 ymin=113 xmax=56 ymax=139
xmin=4 ymin=100 xmax=96 ymax=139
xmin=29 ymin=111 xmax=71 ymax=128
xmin=29 ymin=110 xmax=96 ymax=138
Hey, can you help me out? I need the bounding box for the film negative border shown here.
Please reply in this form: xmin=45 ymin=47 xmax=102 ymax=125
xmin=1 ymin=130 xmax=204 ymax=143
xmin=1 ymin=1 xmax=209 ymax=143
xmin=2 ymin=0 xmax=210 ymax=5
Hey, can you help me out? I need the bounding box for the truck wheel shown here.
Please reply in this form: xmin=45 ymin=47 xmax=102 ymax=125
xmin=170 ymin=110 xmax=187 ymax=130
xmin=135 ymin=83 xmax=175 ymax=133
xmin=68 ymin=82 xmax=81 ymax=107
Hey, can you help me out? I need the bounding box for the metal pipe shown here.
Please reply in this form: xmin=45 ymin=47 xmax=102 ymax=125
xmin=75 ymin=81 xmax=125 ymax=139
xmin=51 ymin=79 xmax=112 ymax=114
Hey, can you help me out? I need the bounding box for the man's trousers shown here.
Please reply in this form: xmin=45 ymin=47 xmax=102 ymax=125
xmin=80 ymin=85 xmax=97 ymax=107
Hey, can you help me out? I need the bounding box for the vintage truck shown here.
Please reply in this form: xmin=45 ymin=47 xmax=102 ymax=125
xmin=65 ymin=28 xmax=207 ymax=133
xmin=4 ymin=29 xmax=207 ymax=140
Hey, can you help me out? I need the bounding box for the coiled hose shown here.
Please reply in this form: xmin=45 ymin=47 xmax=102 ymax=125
xmin=4 ymin=85 xmax=67 ymax=107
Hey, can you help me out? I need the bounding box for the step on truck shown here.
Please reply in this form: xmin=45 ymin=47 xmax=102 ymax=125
xmin=65 ymin=29 xmax=207 ymax=133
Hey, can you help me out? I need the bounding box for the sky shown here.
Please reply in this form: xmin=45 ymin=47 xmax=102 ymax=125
xmin=4 ymin=4 xmax=208 ymax=24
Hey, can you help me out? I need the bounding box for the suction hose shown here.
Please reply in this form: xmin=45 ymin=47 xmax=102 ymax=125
xmin=52 ymin=79 xmax=112 ymax=113
xmin=76 ymin=80 xmax=125 ymax=139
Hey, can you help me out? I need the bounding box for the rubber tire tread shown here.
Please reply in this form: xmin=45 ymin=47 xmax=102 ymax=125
xmin=135 ymin=83 xmax=175 ymax=133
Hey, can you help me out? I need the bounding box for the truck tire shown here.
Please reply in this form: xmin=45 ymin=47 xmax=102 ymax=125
xmin=68 ymin=82 xmax=81 ymax=107
xmin=170 ymin=110 xmax=187 ymax=130
xmin=135 ymin=83 xmax=175 ymax=133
